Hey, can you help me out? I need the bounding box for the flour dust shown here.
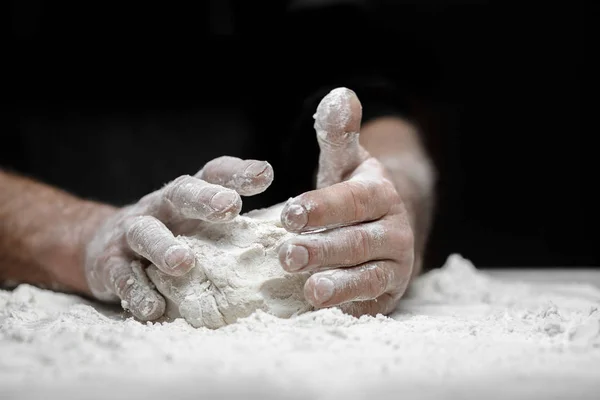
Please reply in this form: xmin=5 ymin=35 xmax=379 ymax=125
xmin=1 ymin=254 xmax=599 ymax=399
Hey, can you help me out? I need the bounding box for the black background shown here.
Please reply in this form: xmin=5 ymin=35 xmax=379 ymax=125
xmin=6 ymin=0 xmax=596 ymax=269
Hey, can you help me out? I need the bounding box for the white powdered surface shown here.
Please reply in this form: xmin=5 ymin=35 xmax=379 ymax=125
xmin=1 ymin=255 xmax=600 ymax=399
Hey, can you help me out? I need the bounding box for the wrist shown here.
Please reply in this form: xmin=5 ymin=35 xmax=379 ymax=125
xmin=0 ymin=170 xmax=119 ymax=295
xmin=41 ymin=199 xmax=117 ymax=295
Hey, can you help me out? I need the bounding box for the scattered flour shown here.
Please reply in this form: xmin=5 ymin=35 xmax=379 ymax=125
xmin=146 ymin=204 xmax=312 ymax=329
xmin=1 ymin=255 xmax=599 ymax=399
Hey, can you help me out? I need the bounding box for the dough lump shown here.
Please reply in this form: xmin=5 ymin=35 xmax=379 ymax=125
xmin=147 ymin=204 xmax=313 ymax=329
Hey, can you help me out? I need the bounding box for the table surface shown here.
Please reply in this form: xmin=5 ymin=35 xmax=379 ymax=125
xmin=483 ymin=268 xmax=600 ymax=288
xmin=1 ymin=267 xmax=600 ymax=400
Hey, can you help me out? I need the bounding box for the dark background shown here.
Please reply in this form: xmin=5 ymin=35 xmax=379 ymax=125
xmin=6 ymin=0 xmax=595 ymax=269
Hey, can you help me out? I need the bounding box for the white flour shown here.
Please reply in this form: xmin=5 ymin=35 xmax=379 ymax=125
xmin=146 ymin=204 xmax=312 ymax=329
xmin=1 ymin=255 xmax=599 ymax=399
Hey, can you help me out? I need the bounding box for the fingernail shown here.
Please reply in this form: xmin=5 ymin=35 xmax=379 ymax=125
xmin=130 ymin=292 xmax=164 ymax=320
xmin=280 ymin=244 xmax=309 ymax=271
xmin=210 ymin=191 xmax=238 ymax=212
xmin=244 ymin=161 xmax=268 ymax=177
xmin=164 ymin=245 xmax=195 ymax=274
xmin=138 ymin=297 xmax=162 ymax=320
xmin=314 ymin=277 xmax=334 ymax=304
xmin=282 ymin=204 xmax=308 ymax=231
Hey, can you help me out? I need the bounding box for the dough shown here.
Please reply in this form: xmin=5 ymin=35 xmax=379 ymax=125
xmin=147 ymin=203 xmax=313 ymax=329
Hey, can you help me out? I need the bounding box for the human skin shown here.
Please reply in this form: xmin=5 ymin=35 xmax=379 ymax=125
xmin=0 ymin=88 xmax=435 ymax=320
xmin=278 ymin=88 xmax=435 ymax=316
xmin=0 ymin=159 xmax=275 ymax=320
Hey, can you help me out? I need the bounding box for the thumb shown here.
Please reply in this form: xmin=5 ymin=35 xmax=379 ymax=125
xmin=313 ymin=87 xmax=370 ymax=188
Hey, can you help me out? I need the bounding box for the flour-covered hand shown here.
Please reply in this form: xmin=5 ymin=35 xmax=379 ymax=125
xmin=84 ymin=156 xmax=273 ymax=321
xmin=278 ymin=88 xmax=415 ymax=317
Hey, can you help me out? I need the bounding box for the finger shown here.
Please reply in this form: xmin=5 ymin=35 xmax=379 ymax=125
xmin=303 ymin=261 xmax=410 ymax=309
xmin=280 ymin=171 xmax=399 ymax=232
xmin=109 ymin=259 xmax=166 ymax=321
xmin=126 ymin=215 xmax=196 ymax=276
xmin=339 ymin=295 xmax=398 ymax=318
xmin=278 ymin=220 xmax=408 ymax=272
xmin=179 ymin=293 xmax=226 ymax=329
xmin=196 ymin=156 xmax=274 ymax=196
xmin=147 ymin=265 xmax=226 ymax=329
xmin=314 ymin=87 xmax=370 ymax=188
xmin=162 ymin=175 xmax=242 ymax=222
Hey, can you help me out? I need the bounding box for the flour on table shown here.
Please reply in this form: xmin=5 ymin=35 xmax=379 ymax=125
xmin=146 ymin=203 xmax=313 ymax=329
xmin=1 ymin=254 xmax=600 ymax=400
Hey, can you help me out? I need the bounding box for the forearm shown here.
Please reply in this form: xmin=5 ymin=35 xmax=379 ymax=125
xmin=0 ymin=169 xmax=116 ymax=294
xmin=360 ymin=116 xmax=436 ymax=277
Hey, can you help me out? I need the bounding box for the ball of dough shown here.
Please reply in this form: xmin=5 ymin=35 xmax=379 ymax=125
xmin=147 ymin=204 xmax=313 ymax=329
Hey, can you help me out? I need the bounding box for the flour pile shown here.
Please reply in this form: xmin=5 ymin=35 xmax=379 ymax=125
xmin=1 ymin=255 xmax=600 ymax=400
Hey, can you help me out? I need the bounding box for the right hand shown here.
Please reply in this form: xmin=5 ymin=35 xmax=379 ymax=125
xmin=83 ymin=156 xmax=274 ymax=321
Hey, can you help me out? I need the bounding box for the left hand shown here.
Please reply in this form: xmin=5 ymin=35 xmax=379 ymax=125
xmin=278 ymin=88 xmax=415 ymax=317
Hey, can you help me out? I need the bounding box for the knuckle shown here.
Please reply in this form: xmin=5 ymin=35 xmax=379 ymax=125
xmin=380 ymin=179 xmax=400 ymax=204
xmin=351 ymin=228 xmax=371 ymax=262
xmin=170 ymin=174 xmax=195 ymax=188
xmin=364 ymin=157 xmax=384 ymax=171
xmin=386 ymin=222 xmax=414 ymax=257
xmin=390 ymin=228 xmax=413 ymax=267
xmin=347 ymin=183 xmax=367 ymax=221
xmin=137 ymin=191 xmax=159 ymax=209
xmin=398 ymin=225 xmax=415 ymax=250
xmin=126 ymin=215 xmax=154 ymax=239
xmin=368 ymin=265 xmax=390 ymax=296
xmin=163 ymin=175 xmax=194 ymax=202
xmin=310 ymin=237 xmax=329 ymax=265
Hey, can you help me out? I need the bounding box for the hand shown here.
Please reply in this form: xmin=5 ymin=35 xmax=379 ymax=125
xmin=278 ymin=88 xmax=416 ymax=317
xmin=83 ymin=156 xmax=274 ymax=321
